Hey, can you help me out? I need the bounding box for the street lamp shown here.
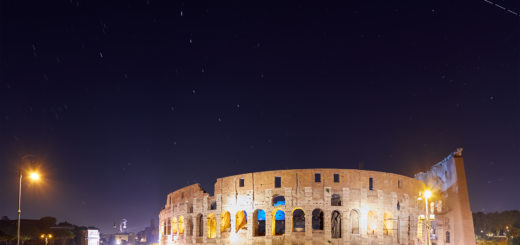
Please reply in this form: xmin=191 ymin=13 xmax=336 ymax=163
xmin=17 ymin=164 xmax=42 ymax=245
xmin=40 ymin=234 xmax=53 ymax=245
xmin=418 ymin=190 xmax=435 ymax=245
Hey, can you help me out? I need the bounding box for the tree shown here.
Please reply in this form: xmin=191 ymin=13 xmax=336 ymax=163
xmin=54 ymin=230 xmax=75 ymax=245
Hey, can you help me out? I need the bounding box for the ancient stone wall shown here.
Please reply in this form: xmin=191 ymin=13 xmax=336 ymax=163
xmin=158 ymin=168 xmax=440 ymax=245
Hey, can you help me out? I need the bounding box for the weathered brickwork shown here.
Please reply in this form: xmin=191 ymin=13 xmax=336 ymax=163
xmin=159 ymin=150 xmax=474 ymax=245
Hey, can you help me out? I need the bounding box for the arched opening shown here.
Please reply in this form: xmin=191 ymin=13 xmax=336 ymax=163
xmin=235 ymin=210 xmax=247 ymax=232
xmin=166 ymin=219 xmax=171 ymax=235
xmin=350 ymin=210 xmax=360 ymax=234
xmin=312 ymin=209 xmax=324 ymax=231
xmin=331 ymin=211 xmax=341 ymax=238
xmin=253 ymin=209 xmax=266 ymax=236
xmin=272 ymin=195 xmax=286 ymax=206
xmin=331 ymin=194 xmax=342 ymax=206
xmin=207 ymin=213 xmax=217 ymax=238
xmin=417 ymin=216 xmax=423 ymax=239
xmin=292 ymin=208 xmax=305 ymax=232
xmin=178 ymin=216 xmax=185 ymax=235
xmin=367 ymin=211 xmax=377 ymax=235
xmin=210 ymin=201 xmax=217 ymax=210
xmin=197 ymin=214 xmax=203 ymax=237
xmin=172 ymin=217 xmax=178 ymax=235
xmin=272 ymin=209 xmax=285 ymax=236
xmin=186 ymin=216 xmax=193 ymax=236
xmin=384 ymin=212 xmax=393 ymax=236
xmin=220 ymin=211 xmax=231 ymax=233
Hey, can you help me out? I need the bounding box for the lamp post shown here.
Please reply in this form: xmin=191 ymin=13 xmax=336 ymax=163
xmin=17 ymin=164 xmax=40 ymax=245
xmin=40 ymin=234 xmax=53 ymax=245
xmin=418 ymin=190 xmax=434 ymax=245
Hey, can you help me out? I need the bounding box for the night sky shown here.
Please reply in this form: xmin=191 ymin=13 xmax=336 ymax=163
xmin=1 ymin=0 xmax=518 ymax=234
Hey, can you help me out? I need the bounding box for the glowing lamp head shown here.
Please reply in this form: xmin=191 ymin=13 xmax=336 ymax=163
xmin=423 ymin=190 xmax=432 ymax=199
xmin=48 ymin=234 xmax=52 ymax=239
xmin=41 ymin=234 xmax=45 ymax=239
xmin=29 ymin=172 xmax=40 ymax=181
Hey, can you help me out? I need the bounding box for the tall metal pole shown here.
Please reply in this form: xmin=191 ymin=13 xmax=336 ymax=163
xmin=425 ymin=196 xmax=430 ymax=245
xmin=17 ymin=171 xmax=23 ymax=245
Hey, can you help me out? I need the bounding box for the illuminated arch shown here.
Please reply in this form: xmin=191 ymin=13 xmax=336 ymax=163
xmin=253 ymin=209 xmax=266 ymax=236
xmin=312 ymin=209 xmax=324 ymax=231
xmin=272 ymin=195 xmax=285 ymax=206
xmin=207 ymin=213 xmax=217 ymax=238
xmin=235 ymin=210 xmax=247 ymax=232
xmin=172 ymin=217 xmax=178 ymax=235
xmin=383 ymin=212 xmax=393 ymax=236
xmin=350 ymin=209 xmax=360 ymax=234
xmin=417 ymin=216 xmax=424 ymax=239
xmin=220 ymin=211 xmax=231 ymax=233
xmin=178 ymin=216 xmax=184 ymax=235
xmin=367 ymin=211 xmax=377 ymax=235
xmin=272 ymin=209 xmax=285 ymax=236
xmin=292 ymin=208 xmax=305 ymax=232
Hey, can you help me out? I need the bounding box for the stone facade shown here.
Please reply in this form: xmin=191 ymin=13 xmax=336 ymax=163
xmin=159 ymin=150 xmax=474 ymax=245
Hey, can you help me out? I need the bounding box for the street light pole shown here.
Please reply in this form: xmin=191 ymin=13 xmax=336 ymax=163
xmin=17 ymin=155 xmax=42 ymax=245
xmin=425 ymin=194 xmax=430 ymax=245
xmin=17 ymin=170 xmax=22 ymax=245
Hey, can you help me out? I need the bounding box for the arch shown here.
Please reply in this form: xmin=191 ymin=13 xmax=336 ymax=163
xmin=331 ymin=194 xmax=342 ymax=206
xmin=172 ymin=217 xmax=178 ymax=235
xmin=272 ymin=195 xmax=286 ymax=206
xmin=349 ymin=209 xmax=360 ymax=234
xmin=417 ymin=216 xmax=423 ymax=239
xmin=312 ymin=209 xmax=324 ymax=231
xmin=166 ymin=218 xmax=171 ymax=235
xmin=235 ymin=210 xmax=247 ymax=232
xmin=210 ymin=201 xmax=217 ymax=210
xmin=220 ymin=211 xmax=231 ymax=233
xmin=178 ymin=216 xmax=185 ymax=235
xmin=207 ymin=213 xmax=217 ymax=238
xmin=331 ymin=210 xmax=341 ymax=238
xmin=253 ymin=209 xmax=266 ymax=236
xmin=272 ymin=209 xmax=285 ymax=235
xmin=367 ymin=211 xmax=377 ymax=235
xmin=383 ymin=212 xmax=393 ymax=236
xmin=292 ymin=208 xmax=305 ymax=232
xmin=186 ymin=216 xmax=193 ymax=236
xmin=197 ymin=214 xmax=203 ymax=237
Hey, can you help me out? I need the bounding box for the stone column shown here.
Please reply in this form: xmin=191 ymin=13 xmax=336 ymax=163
xmin=378 ymin=190 xmax=384 ymax=242
xmin=285 ymin=208 xmax=292 ymax=236
xmin=202 ymin=214 xmax=207 ymax=244
xmin=343 ymin=210 xmax=349 ymax=242
xmin=246 ymin=209 xmax=254 ymax=241
xmin=360 ymin=189 xmax=368 ymax=238
xmin=230 ymin=211 xmax=236 ymax=236
xmin=192 ymin=216 xmax=197 ymax=245
xmin=324 ymin=209 xmax=332 ymax=241
xmin=305 ymin=209 xmax=312 ymax=239
xmin=263 ymin=207 xmax=272 ymax=245
xmin=216 ymin=213 xmax=221 ymax=243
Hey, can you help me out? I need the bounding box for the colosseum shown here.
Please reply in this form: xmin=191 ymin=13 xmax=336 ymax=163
xmin=158 ymin=149 xmax=475 ymax=245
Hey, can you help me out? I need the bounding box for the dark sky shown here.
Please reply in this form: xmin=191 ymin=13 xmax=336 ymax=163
xmin=1 ymin=0 xmax=518 ymax=234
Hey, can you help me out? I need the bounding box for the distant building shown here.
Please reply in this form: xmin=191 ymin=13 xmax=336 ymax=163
xmin=80 ymin=229 xmax=100 ymax=245
xmin=136 ymin=220 xmax=159 ymax=245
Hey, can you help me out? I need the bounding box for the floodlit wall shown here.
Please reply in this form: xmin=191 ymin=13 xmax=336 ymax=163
xmin=415 ymin=148 xmax=476 ymax=245
xmin=159 ymin=150 xmax=474 ymax=245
